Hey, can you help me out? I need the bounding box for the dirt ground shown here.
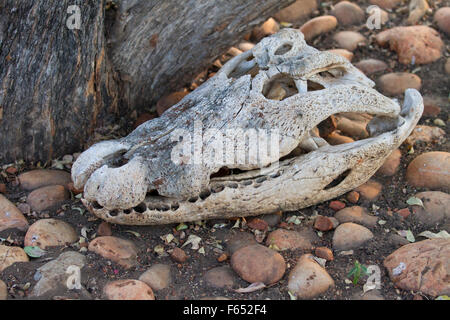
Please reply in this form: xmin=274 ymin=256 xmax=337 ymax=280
xmin=0 ymin=0 xmax=449 ymax=300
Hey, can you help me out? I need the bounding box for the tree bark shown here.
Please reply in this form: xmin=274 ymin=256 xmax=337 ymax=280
xmin=0 ymin=0 xmax=294 ymax=165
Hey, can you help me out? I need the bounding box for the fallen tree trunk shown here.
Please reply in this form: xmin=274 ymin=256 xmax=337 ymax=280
xmin=0 ymin=0 xmax=294 ymax=165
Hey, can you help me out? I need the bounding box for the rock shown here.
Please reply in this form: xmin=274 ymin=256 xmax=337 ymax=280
xmin=0 ymin=245 xmax=29 ymax=272
xmin=331 ymin=1 xmax=365 ymax=26
xmin=329 ymin=200 xmax=345 ymax=211
xmin=405 ymin=125 xmax=445 ymax=146
xmin=139 ymin=264 xmax=172 ymax=291
xmin=0 ymin=280 xmax=6 ymax=300
xmin=326 ymin=49 xmax=353 ymax=62
xmin=351 ymin=289 xmax=385 ymax=300
xmin=335 ymin=116 xmax=368 ymax=139
xmin=396 ymin=208 xmax=411 ymax=219
xmin=0 ymin=184 xmax=6 ymax=194
xmin=226 ymin=232 xmax=257 ymax=255
xmin=156 ymin=91 xmax=188 ymax=116
xmin=252 ymin=18 xmax=279 ymax=41
xmin=266 ymin=228 xmax=314 ymax=250
xmin=203 ymin=266 xmax=236 ymax=289
xmin=88 ymin=236 xmax=138 ymax=269
xmin=355 ymin=59 xmax=388 ymax=76
xmin=300 ymin=16 xmax=338 ymax=41
xmin=377 ymin=149 xmax=401 ymax=176
xmin=335 ymin=206 xmax=378 ymax=227
xmin=170 ymin=247 xmax=188 ymax=263
xmin=231 ymin=244 xmax=286 ymax=284
xmin=376 ymin=26 xmax=443 ymax=65
xmin=134 ymin=113 xmax=156 ymax=129
xmin=407 ymin=0 xmax=429 ymax=25
xmin=411 ymin=191 xmax=450 ymax=227
xmin=237 ymin=41 xmax=255 ymax=52
xmin=423 ymin=96 xmax=443 ymax=117
xmin=288 ymin=254 xmax=334 ymax=299
xmin=354 ymin=180 xmax=382 ymax=201
xmin=346 ymin=191 xmax=360 ymax=204
xmin=406 ymin=152 xmax=450 ymax=191
xmin=333 ymin=223 xmax=374 ymax=251
xmin=434 ymin=7 xmax=450 ymax=35
xmin=27 ymin=185 xmax=70 ymax=212
xmin=389 ymin=233 xmax=411 ymax=247
xmin=259 ymin=213 xmax=282 ymax=227
xmin=97 ymin=221 xmax=112 ymax=236
xmin=31 ymin=251 xmax=86 ymax=297
xmin=24 ymin=219 xmax=77 ymax=249
xmin=369 ymin=0 xmax=403 ymax=9
xmin=247 ymin=217 xmax=268 ymax=231
xmin=326 ymin=132 xmax=354 ymax=145
xmin=18 ymin=170 xmax=72 ymax=191
xmin=315 ymin=247 xmax=334 ymax=261
xmin=384 ymin=239 xmax=450 ymax=297
xmin=104 ymin=280 xmax=155 ymax=300
xmin=314 ymin=216 xmax=335 ymax=231
xmin=446 ymin=59 xmax=450 ymax=74
xmin=274 ymin=0 xmax=317 ymax=24
xmin=377 ymin=72 xmax=422 ymax=96
xmin=0 ymin=194 xmax=29 ymax=232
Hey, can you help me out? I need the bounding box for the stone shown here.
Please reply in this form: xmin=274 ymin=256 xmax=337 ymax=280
xmin=170 ymin=247 xmax=188 ymax=263
xmin=0 ymin=280 xmax=6 ymax=300
xmin=346 ymin=191 xmax=360 ymax=204
xmin=226 ymin=232 xmax=257 ymax=255
xmin=423 ymin=96 xmax=443 ymax=117
xmin=377 ymin=149 xmax=401 ymax=176
xmin=27 ymin=185 xmax=70 ymax=212
xmin=237 ymin=42 xmax=255 ymax=52
xmin=88 ymin=236 xmax=138 ymax=269
xmin=335 ymin=116 xmax=369 ymax=139
xmin=252 ymin=18 xmax=279 ymax=41
xmin=405 ymin=125 xmax=445 ymax=146
xmin=0 ymin=245 xmax=29 ymax=272
xmin=369 ymin=0 xmax=403 ymax=9
xmin=411 ymin=191 xmax=450 ymax=227
xmin=314 ymin=215 xmax=335 ymax=231
xmin=139 ymin=264 xmax=172 ymax=291
xmin=203 ymin=266 xmax=236 ymax=289
xmin=384 ymin=239 xmax=450 ymax=297
xmin=407 ymin=0 xmax=429 ymax=25
xmin=274 ymin=0 xmax=317 ymax=24
xmin=24 ymin=219 xmax=77 ymax=249
xmin=377 ymin=73 xmax=422 ymax=96
xmin=326 ymin=49 xmax=353 ymax=62
xmin=247 ymin=217 xmax=268 ymax=231
xmin=259 ymin=213 xmax=282 ymax=227
xmin=331 ymin=2 xmax=364 ymax=26
xmin=97 ymin=221 xmax=112 ymax=236
xmin=396 ymin=208 xmax=411 ymax=219
xmin=329 ymin=200 xmax=345 ymax=211
xmin=434 ymin=7 xmax=450 ymax=35
xmin=333 ymin=223 xmax=374 ymax=251
xmin=288 ymin=254 xmax=334 ymax=299
xmin=156 ymin=91 xmax=188 ymax=116
xmin=134 ymin=113 xmax=156 ymax=129
xmin=31 ymin=251 xmax=86 ymax=297
xmin=376 ymin=26 xmax=443 ymax=65
xmin=104 ymin=280 xmax=155 ymax=300
xmin=355 ymin=59 xmax=388 ymax=76
xmin=406 ymin=152 xmax=450 ymax=191
xmin=446 ymin=58 xmax=450 ymax=75
xmin=0 ymin=184 xmax=6 ymax=194
xmin=300 ymin=16 xmax=338 ymax=41
xmin=326 ymin=132 xmax=354 ymax=145
xmin=231 ymin=244 xmax=286 ymax=284
xmin=0 ymin=194 xmax=29 ymax=232
xmin=266 ymin=228 xmax=314 ymax=250
xmin=334 ymin=206 xmax=378 ymax=227
xmin=315 ymin=247 xmax=334 ymax=261
xmin=354 ymin=180 xmax=382 ymax=201
xmin=18 ymin=170 xmax=72 ymax=191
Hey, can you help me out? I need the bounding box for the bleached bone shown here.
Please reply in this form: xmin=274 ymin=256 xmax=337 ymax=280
xmin=72 ymin=29 xmax=423 ymax=225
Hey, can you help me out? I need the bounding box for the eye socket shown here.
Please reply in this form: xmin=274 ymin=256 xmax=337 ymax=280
xmin=274 ymin=43 xmax=293 ymax=55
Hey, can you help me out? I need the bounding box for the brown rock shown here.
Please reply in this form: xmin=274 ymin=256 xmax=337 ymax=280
xmin=5 ymin=167 xmax=17 ymax=175
xmin=326 ymin=132 xmax=355 ymax=145
xmin=18 ymin=170 xmax=71 ymax=191
xmin=423 ymin=96 xmax=443 ymax=117
xmin=333 ymin=223 xmax=374 ymax=251
xmin=434 ymin=7 xmax=450 ymax=35
xmin=288 ymin=254 xmax=334 ymax=299
xmin=377 ymin=73 xmax=422 ymax=96
xmin=97 ymin=221 xmax=112 ymax=236
xmin=104 ymin=280 xmax=155 ymax=300
xmin=67 ymin=182 xmax=83 ymax=195
xmin=354 ymin=180 xmax=382 ymax=201
xmin=0 ymin=194 xmax=29 ymax=232
xmin=406 ymin=152 xmax=450 ymax=191
xmin=139 ymin=264 xmax=171 ymax=291
xmin=384 ymin=239 xmax=450 ymax=297
xmin=88 ymin=236 xmax=138 ymax=269
xmin=247 ymin=218 xmax=268 ymax=231
xmin=314 ymin=215 xmax=334 ymax=231
xmin=315 ymin=247 xmax=334 ymax=261
xmin=335 ymin=116 xmax=368 ymax=139
xmin=355 ymin=59 xmax=388 ymax=76
xmin=300 ymin=16 xmax=338 ymax=41
xmin=274 ymin=0 xmax=317 ymax=24
xmin=0 ymin=280 xmax=6 ymax=300
xmin=331 ymin=1 xmax=365 ymax=26
xmin=377 ymin=149 xmax=401 ymax=176
xmin=27 ymin=185 xmax=70 ymax=212
xmin=376 ymin=26 xmax=443 ymax=65
xmin=347 ymin=191 xmax=360 ymax=204
xmin=203 ymin=266 xmax=236 ymax=289
xmin=369 ymin=0 xmax=403 ymax=10
xmin=217 ymin=253 xmax=228 ymax=262
xmin=24 ymin=219 xmax=77 ymax=249
xmin=411 ymin=191 xmax=450 ymax=226
xmin=134 ymin=113 xmax=156 ymax=129
xmin=334 ymin=206 xmax=378 ymax=227
xmin=407 ymin=0 xmax=429 ymax=25
xmin=0 ymin=184 xmax=6 ymax=194
xmin=170 ymin=247 xmax=188 ymax=263
xmin=396 ymin=208 xmax=411 ymax=219
xmin=156 ymin=91 xmax=188 ymax=116
xmin=252 ymin=18 xmax=279 ymax=41
xmin=226 ymin=232 xmax=257 ymax=255
xmin=231 ymin=244 xmax=286 ymax=284
xmin=446 ymin=58 xmax=450 ymax=75
xmin=326 ymin=49 xmax=353 ymax=62
xmin=0 ymin=245 xmax=29 ymax=272
xmin=329 ymin=200 xmax=345 ymax=211
xmin=237 ymin=41 xmax=255 ymax=52
xmin=266 ymin=228 xmax=314 ymax=250
xmin=405 ymin=125 xmax=445 ymax=146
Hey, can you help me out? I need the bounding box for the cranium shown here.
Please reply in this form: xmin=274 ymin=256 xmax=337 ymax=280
xmin=72 ymin=29 xmax=423 ymax=225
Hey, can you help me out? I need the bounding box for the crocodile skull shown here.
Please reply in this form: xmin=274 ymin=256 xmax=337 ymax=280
xmin=72 ymin=29 xmax=423 ymax=225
